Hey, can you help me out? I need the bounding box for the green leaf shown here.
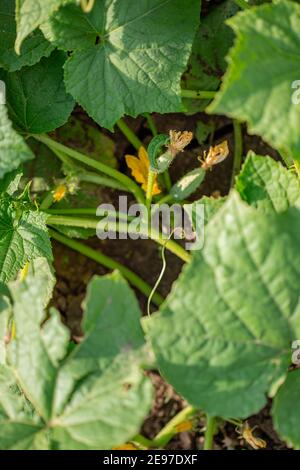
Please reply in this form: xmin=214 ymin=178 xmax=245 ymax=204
xmin=148 ymin=192 xmax=300 ymax=418
xmin=0 ymin=0 xmax=54 ymax=72
xmin=0 ymin=195 xmax=53 ymax=283
xmin=195 ymin=120 xmax=214 ymax=145
xmin=170 ymin=168 xmax=205 ymax=201
xmin=44 ymin=0 xmax=200 ymax=129
xmin=236 ymin=152 xmax=300 ymax=212
xmin=182 ymin=0 xmax=239 ymax=113
xmin=192 ymin=195 xmax=226 ymax=225
xmin=15 ymin=0 xmax=77 ymax=54
xmin=1 ymin=272 xmax=153 ymax=449
xmin=0 ymin=105 xmax=34 ymax=179
xmin=26 ymin=257 xmax=56 ymax=306
xmin=1 ymin=50 xmax=75 ymax=133
xmin=208 ymin=1 xmax=300 ymax=161
xmin=55 ymin=225 xmax=95 ymax=240
xmin=272 ymin=370 xmax=300 ymax=449
xmin=0 ymin=291 xmax=11 ymax=364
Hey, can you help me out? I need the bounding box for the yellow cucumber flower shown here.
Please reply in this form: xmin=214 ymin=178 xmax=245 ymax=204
xmin=125 ymin=146 xmax=161 ymax=195
xmin=53 ymin=184 xmax=67 ymax=202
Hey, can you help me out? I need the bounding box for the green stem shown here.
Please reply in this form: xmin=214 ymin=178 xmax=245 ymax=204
xmin=152 ymin=406 xmax=197 ymax=448
xmin=46 ymin=215 xmax=191 ymax=263
xmin=33 ymin=134 xmax=145 ymax=204
xmin=45 ymin=207 xmax=133 ymax=220
xmin=79 ymin=172 xmax=129 ymax=192
xmin=47 ymin=144 xmax=129 ymax=192
xmin=80 ymin=0 xmax=95 ymax=13
xmin=116 ymin=118 xmax=143 ymax=151
xmin=144 ymin=113 xmax=158 ymax=136
xmin=146 ymin=170 xmax=155 ymax=212
xmin=203 ymin=415 xmax=217 ymax=450
xmin=49 ymin=228 xmax=163 ymax=307
xmin=234 ymin=0 xmax=250 ymax=10
xmin=181 ymin=90 xmax=216 ymax=100
xmin=231 ymin=120 xmax=243 ymax=187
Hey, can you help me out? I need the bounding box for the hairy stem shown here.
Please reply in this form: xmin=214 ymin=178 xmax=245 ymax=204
xmin=203 ymin=415 xmax=217 ymax=450
xmin=144 ymin=114 xmax=171 ymax=190
xmin=49 ymin=228 xmax=163 ymax=307
xmin=33 ymin=134 xmax=145 ymax=204
xmin=146 ymin=170 xmax=155 ymax=212
xmin=46 ymin=215 xmax=191 ymax=263
xmin=116 ymin=118 xmax=143 ymax=150
xmin=144 ymin=113 xmax=158 ymax=136
xmin=231 ymin=120 xmax=243 ymax=187
xmin=152 ymin=406 xmax=198 ymax=448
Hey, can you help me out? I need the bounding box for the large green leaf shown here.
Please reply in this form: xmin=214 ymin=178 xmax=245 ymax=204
xmin=1 ymin=50 xmax=75 ymax=133
xmin=0 ymin=0 xmax=53 ymax=72
xmin=0 ymin=195 xmax=53 ymax=283
xmin=0 ymin=272 xmax=153 ymax=449
xmin=0 ymin=105 xmax=34 ymax=179
xmin=148 ymin=192 xmax=300 ymax=418
xmin=208 ymin=1 xmax=300 ymax=161
xmin=235 ymin=152 xmax=300 ymax=212
xmin=15 ymin=0 xmax=77 ymax=54
xmin=272 ymin=369 xmax=300 ymax=449
xmin=182 ymin=0 xmax=239 ymax=113
xmin=43 ymin=0 xmax=200 ymax=129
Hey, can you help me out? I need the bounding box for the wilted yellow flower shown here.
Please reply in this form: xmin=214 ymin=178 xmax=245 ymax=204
xmin=168 ymin=130 xmax=193 ymax=157
xmin=125 ymin=147 xmax=161 ymax=195
xmin=200 ymin=140 xmax=229 ymax=170
xmin=239 ymin=422 xmax=266 ymax=450
xmin=175 ymin=420 xmax=193 ymax=433
xmin=53 ymin=184 xmax=67 ymax=202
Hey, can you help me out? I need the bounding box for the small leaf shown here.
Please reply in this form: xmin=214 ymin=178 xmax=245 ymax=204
xmin=0 ymin=195 xmax=53 ymax=283
xmin=170 ymin=168 xmax=205 ymax=201
xmin=272 ymin=370 xmax=300 ymax=449
xmin=236 ymin=152 xmax=300 ymax=212
xmin=0 ymin=169 xmax=23 ymax=196
xmin=1 ymin=50 xmax=75 ymax=133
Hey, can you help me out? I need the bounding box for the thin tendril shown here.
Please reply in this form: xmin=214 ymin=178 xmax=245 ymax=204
xmin=147 ymin=228 xmax=184 ymax=316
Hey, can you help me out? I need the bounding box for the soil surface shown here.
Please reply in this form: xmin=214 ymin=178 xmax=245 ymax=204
xmin=51 ymin=103 xmax=287 ymax=449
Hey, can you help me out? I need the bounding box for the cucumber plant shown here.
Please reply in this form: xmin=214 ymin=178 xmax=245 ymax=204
xmin=1 ymin=0 xmax=300 ymax=450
